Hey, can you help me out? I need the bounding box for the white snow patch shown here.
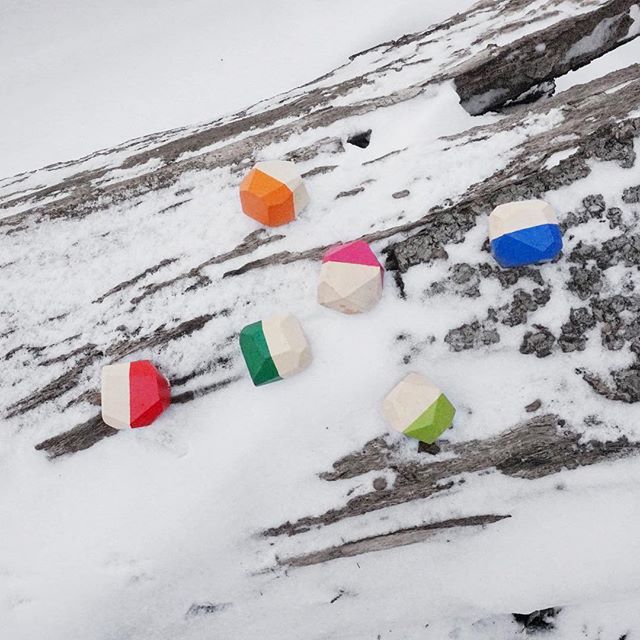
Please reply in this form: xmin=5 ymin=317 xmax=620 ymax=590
xmin=564 ymin=14 xmax=623 ymax=63
xmin=544 ymin=147 xmax=578 ymax=168
xmin=0 ymin=0 xmax=477 ymax=178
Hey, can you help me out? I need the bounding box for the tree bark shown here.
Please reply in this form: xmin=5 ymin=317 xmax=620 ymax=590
xmin=0 ymin=3 xmax=639 ymax=581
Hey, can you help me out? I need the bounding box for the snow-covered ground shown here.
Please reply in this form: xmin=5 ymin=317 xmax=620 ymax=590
xmin=2 ymin=1 xmax=640 ymax=639
xmin=0 ymin=0 xmax=475 ymax=177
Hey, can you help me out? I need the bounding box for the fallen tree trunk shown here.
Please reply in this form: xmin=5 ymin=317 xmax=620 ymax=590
xmin=453 ymin=0 xmax=640 ymax=114
xmin=265 ymin=414 xmax=640 ymax=541
xmin=6 ymin=4 xmax=640 ymax=636
xmin=0 ymin=2 xmax=634 ymax=460
xmin=26 ymin=62 xmax=640 ymax=457
xmin=1 ymin=3 xmax=639 ymax=587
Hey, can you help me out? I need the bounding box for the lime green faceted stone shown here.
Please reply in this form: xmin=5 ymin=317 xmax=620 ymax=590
xmin=403 ymin=394 xmax=456 ymax=444
xmin=239 ymin=321 xmax=281 ymax=386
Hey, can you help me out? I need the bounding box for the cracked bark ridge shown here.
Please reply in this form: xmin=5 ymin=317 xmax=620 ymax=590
xmin=281 ymin=514 xmax=510 ymax=567
xmin=520 ymin=325 xmax=557 ymax=358
xmin=579 ymin=365 xmax=640 ymax=403
xmin=264 ymin=414 xmax=640 ymax=537
xmin=35 ymin=415 xmax=118 ymax=459
xmin=453 ymin=0 xmax=640 ymax=114
xmin=445 ymin=320 xmax=500 ymax=351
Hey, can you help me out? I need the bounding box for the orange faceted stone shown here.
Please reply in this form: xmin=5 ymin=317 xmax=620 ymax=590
xmin=239 ymin=160 xmax=309 ymax=227
xmin=240 ymin=168 xmax=295 ymax=226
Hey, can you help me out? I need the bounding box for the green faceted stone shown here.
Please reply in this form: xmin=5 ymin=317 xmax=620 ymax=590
xmin=403 ymin=394 xmax=455 ymax=444
xmin=239 ymin=321 xmax=281 ymax=386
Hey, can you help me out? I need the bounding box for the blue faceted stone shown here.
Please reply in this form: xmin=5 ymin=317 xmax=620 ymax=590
xmin=491 ymin=223 xmax=563 ymax=268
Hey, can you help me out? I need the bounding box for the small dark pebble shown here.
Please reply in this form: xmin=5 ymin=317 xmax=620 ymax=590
xmin=418 ymin=442 xmax=441 ymax=455
xmin=512 ymin=607 xmax=560 ymax=631
xmin=373 ymin=477 xmax=388 ymax=491
xmin=525 ymin=399 xmax=541 ymax=413
xmin=336 ymin=187 xmax=365 ymax=199
xmin=186 ymin=602 xmax=231 ymax=618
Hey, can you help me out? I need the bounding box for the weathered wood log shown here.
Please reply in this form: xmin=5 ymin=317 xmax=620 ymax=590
xmin=264 ymin=415 xmax=640 ymax=538
xmin=282 ymin=514 xmax=511 ymax=567
xmin=0 ymin=0 xmax=637 ymax=471
xmin=3 ymin=0 xmax=635 ymax=229
xmin=23 ymin=69 xmax=640 ymax=455
xmin=453 ymin=0 xmax=640 ymax=114
xmin=6 ymin=6 xmax=640 ymax=634
xmin=34 ymin=374 xmax=239 ymax=458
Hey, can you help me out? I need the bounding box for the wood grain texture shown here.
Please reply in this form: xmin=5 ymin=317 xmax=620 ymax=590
xmin=264 ymin=415 xmax=640 ymax=537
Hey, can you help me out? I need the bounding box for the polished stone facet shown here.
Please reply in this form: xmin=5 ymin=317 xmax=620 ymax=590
xmin=489 ymin=200 xmax=562 ymax=268
xmin=101 ymin=360 xmax=171 ymax=429
xmin=383 ymin=373 xmax=455 ymax=444
xmin=240 ymin=313 xmax=311 ymax=386
xmin=317 ymin=240 xmax=384 ymax=314
xmin=239 ymin=160 xmax=309 ymax=227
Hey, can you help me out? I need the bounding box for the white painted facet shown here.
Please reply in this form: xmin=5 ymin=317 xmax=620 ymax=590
xmin=255 ymin=160 xmax=301 ymax=190
xmin=101 ymin=362 xmax=131 ymax=429
xmin=383 ymin=372 xmax=441 ymax=432
xmin=317 ymin=262 xmax=382 ymax=314
xmin=488 ymin=200 xmax=558 ymax=240
xmin=254 ymin=160 xmax=309 ymax=214
xmin=292 ymin=182 xmax=310 ymax=214
xmin=261 ymin=313 xmax=311 ymax=378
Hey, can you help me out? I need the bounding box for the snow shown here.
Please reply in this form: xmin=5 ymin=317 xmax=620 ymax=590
xmin=2 ymin=1 xmax=640 ymax=638
xmin=544 ymin=147 xmax=579 ymax=168
xmin=0 ymin=0 xmax=477 ymax=178
xmin=7 ymin=439 xmax=640 ymax=639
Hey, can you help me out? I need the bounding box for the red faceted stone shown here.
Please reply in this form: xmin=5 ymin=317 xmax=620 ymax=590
xmin=129 ymin=360 xmax=171 ymax=428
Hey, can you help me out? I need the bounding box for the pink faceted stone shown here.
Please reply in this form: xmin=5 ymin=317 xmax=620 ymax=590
xmin=322 ymin=240 xmax=383 ymax=269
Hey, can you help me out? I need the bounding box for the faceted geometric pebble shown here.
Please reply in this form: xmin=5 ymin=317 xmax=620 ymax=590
xmin=239 ymin=313 xmax=311 ymax=386
xmin=317 ymin=240 xmax=384 ymax=314
xmin=101 ymin=360 xmax=171 ymax=429
xmin=239 ymin=160 xmax=309 ymax=227
xmin=489 ymin=199 xmax=562 ymax=268
xmin=383 ymin=373 xmax=455 ymax=444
